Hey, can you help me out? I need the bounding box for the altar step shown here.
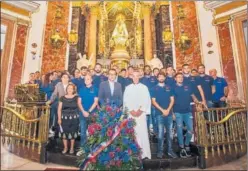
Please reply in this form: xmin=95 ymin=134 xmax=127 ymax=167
xmin=46 ymin=137 xmax=198 ymax=170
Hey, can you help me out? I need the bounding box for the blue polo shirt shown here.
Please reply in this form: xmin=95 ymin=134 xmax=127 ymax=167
xmin=71 ymin=77 xmax=85 ymax=93
xmin=173 ymin=83 xmax=194 ymax=113
xmin=93 ymin=74 xmax=107 ymax=89
xmin=183 ymin=75 xmax=201 ymax=101
xmin=40 ymin=83 xmax=54 ymax=100
xmin=125 ymin=77 xmax=133 ymax=87
xmin=151 ymin=84 xmax=174 ymax=116
xmin=79 ymin=85 xmax=98 ymax=119
xmin=212 ymin=77 xmax=228 ymax=102
xmin=140 ymin=75 xmax=158 ymax=92
xmin=198 ymin=75 xmax=214 ymax=101
xmin=165 ymin=76 xmax=176 ymax=88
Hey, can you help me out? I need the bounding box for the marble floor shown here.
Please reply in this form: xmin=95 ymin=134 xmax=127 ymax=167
xmin=1 ymin=144 xmax=247 ymax=170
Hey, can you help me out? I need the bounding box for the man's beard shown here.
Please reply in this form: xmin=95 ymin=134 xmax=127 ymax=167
xmin=159 ymin=80 xmax=164 ymax=83
xmin=95 ymin=70 xmax=101 ymax=74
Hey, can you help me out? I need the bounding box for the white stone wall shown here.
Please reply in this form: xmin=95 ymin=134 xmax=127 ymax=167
xmin=22 ymin=2 xmax=48 ymax=83
xmin=195 ymin=1 xmax=222 ymax=76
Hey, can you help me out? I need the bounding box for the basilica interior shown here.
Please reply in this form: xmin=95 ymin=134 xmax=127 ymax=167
xmin=0 ymin=1 xmax=248 ymax=170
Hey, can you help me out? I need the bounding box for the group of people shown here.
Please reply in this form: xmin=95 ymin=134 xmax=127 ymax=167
xmin=26 ymin=62 xmax=228 ymax=159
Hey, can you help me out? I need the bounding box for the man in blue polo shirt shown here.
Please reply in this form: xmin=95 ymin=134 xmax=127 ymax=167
xmin=77 ymin=74 xmax=99 ymax=156
xmin=141 ymin=65 xmax=158 ymax=136
xmin=173 ymin=73 xmax=199 ymax=158
xmin=198 ymin=64 xmax=215 ymax=108
xmin=210 ymin=69 xmax=228 ymax=108
xmin=182 ymin=64 xmax=206 ymax=106
xmin=71 ymin=68 xmax=85 ymax=93
xmin=151 ymin=72 xmax=177 ymax=159
xmin=92 ymin=63 xmax=107 ymax=89
xmin=125 ymin=66 xmax=134 ymax=87
xmin=165 ymin=65 xmax=176 ymax=88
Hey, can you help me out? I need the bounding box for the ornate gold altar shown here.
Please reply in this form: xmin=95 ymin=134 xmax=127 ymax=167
xmin=96 ymin=2 xmax=143 ymax=68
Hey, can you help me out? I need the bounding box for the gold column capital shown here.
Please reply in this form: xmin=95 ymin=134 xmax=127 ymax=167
xmin=89 ymin=5 xmax=99 ymax=15
xmin=72 ymin=1 xmax=83 ymax=8
xmin=142 ymin=4 xmax=152 ymax=15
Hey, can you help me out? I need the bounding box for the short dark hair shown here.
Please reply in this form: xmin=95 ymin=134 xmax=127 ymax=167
xmin=30 ymin=73 xmax=34 ymax=75
xmin=95 ymin=63 xmax=102 ymax=67
xmin=157 ymin=72 xmax=166 ymax=78
xmin=153 ymin=68 xmax=159 ymax=73
xmin=191 ymin=69 xmax=198 ymax=72
xmin=81 ymin=66 xmax=88 ymax=70
xmin=166 ymin=65 xmax=173 ymax=69
xmin=182 ymin=64 xmax=189 ymax=68
xmin=175 ymin=72 xmax=183 ymax=78
xmin=35 ymin=71 xmax=40 ymax=73
xmin=121 ymin=68 xmax=126 ymax=72
xmin=198 ymin=64 xmax=205 ymax=69
xmin=144 ymin=65 xmax=151 ymax=69
xmin=108 ymin=69 xmax=117 ymax=75
xmin=127 ymin=66 xmax=133 ymax=70
xmin=74 ymin=68 xmax=80 ymax=72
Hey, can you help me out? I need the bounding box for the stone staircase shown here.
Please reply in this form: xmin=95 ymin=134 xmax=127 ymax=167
xmin=46 ymin=136 xmax=198 ymax=170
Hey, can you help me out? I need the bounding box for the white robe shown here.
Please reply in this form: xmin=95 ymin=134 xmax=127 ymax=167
xmin=123 ymin=83 xmax=151 ymax=159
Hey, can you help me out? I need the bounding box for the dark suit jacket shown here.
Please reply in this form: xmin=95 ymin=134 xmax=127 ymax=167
xmin=98 ymin=81 xmax=123 ymax=106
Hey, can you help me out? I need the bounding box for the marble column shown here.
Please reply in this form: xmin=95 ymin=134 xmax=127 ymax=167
xmin=68 ymin=6 xmax=81 ymax=73
xmin=142 ymin=5 xmax=153 ymax=63
xmin=88 ymin=6 xmax=98 ymax=67
xmin=159 ymin=5 xmax=173 ymax=67
xmin=8 ymin=24 xmax=28 ymax=99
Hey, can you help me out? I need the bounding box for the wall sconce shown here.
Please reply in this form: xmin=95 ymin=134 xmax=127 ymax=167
xmin=68 ymin=29 xmax=78 ymax=45
xmin=177 ymin=4 xmax=185 ymax=19
xmin=55 ymin=5 xmax=63 ymax=19
xmin=176 ymin=30 xmax=191 ymax=51
xmin=162 ymin=26 xmax=173 ymax=44
xmin=50 ymin=28 xmax=64 ymax=49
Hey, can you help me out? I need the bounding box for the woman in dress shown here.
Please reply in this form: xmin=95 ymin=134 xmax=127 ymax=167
xmin=57 ymin=83 xmax=89 ymax=154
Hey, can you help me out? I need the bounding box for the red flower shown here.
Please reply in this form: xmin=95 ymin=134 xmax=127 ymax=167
xmin=110 ymin=112 xmax=115 ymax=117
xmin=106 ymin=106 xmax=112 ymax=112
xmin=107 ymin=128 xmax=113 ymax=137
xmin=88 ymin=126 xmax=95 ymax=135
xmin=109 ymin=152 xmax=115 ymax=158
xmin=116 ymin=147 xmax=121 ymax=152
xmin=116 ymin=160 xmax=122 ymax=167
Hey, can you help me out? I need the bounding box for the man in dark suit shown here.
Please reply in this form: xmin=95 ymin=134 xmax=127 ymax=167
xmin=98 ymin=69 xmax=123 ymax=107
xmin=112 ymin=65 xmax=126 ymax=93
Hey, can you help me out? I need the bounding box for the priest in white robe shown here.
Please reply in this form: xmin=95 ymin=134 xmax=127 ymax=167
xmin=123 ymin=70 xmax=151 ymax=159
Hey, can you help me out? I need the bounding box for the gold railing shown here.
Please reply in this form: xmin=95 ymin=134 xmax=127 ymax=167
xmin=195 ymin=105 xmax=247 ymax=160
xmin=0 ymin=102 xmax=50 ymax=156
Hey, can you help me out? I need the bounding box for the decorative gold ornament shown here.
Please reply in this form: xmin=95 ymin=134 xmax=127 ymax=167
xmin=68 ymin=30 xmax=78 ymax=45
xmin=176 ymin=30 xmax=191 ymax=51
xmin=50 ymin=29 xmax=64 ymax=49
xmin=55 ymin=5 xmax=63 ymax=19
xmin=162 ymin=26 xmax=173 ymax=43
xmin=177 ymin=4 xmax=185 ymax=19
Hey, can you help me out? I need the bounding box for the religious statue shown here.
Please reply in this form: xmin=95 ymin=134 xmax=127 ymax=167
xmin=77 ymin=53 xmax=93 ymax=69
xmin=110 ymin=14 xmax=129 ymax=50
xmin=147 ymin=54 xmax=163 ymax=70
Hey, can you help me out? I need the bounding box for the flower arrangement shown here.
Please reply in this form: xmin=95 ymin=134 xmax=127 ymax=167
xmin=78 ymin=105 xmax=142 ymax=170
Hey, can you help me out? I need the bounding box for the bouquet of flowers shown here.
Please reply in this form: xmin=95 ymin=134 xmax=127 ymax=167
xmin=78 ymin=105 xmax=142 ymax=170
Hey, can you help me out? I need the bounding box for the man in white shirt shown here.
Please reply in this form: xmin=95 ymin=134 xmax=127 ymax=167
xmin=123 ymin=69 xmax=151 ymax=159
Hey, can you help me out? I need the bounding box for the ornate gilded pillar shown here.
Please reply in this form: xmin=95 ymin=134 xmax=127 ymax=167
xmin=68 ymin=4 xmax=81 ymax=73
xmin=88 ymin=6 xmax=98 ymax=67
xmin=142 ymin=4 xmax=153 ymax=63
xmin=159 ymin=5 xmax=173 ymax=67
